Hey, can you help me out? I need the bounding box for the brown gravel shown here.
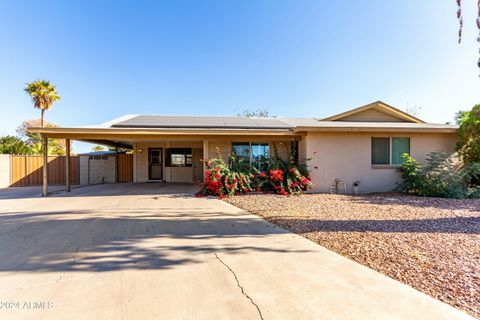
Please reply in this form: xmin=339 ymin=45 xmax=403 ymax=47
xmin=224 ymin=193 xmax=480 ymax=318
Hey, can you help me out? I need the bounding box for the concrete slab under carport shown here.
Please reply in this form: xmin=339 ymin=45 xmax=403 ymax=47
xmin=0 ymin=184 xmax=473 ymax=319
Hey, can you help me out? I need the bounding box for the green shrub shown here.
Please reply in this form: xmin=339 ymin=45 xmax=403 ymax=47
xmin=398 ymin=152 xmax=480 ymax=198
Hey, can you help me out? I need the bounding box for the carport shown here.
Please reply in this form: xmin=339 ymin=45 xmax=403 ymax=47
xmin=29 ymin=127 xmax=294 ymax=196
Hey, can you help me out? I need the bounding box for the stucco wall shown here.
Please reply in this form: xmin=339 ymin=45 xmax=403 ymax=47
xmin=0 ymin=154 xmax=10 ymax=188
xmin=133 ymin=137 xmax=297 ymax=183
xmin=305 ymin=132 xmax=458 ymax=193
xmin=134 ymin=141 xmax=203 ymax=183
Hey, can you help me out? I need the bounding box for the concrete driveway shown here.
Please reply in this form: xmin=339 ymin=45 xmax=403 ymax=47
xmin=0 ymin=184 xmax=473 ymax=319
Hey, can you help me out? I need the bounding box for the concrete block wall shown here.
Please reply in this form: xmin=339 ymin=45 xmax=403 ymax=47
xmin=0 ymin=154 xmax=10 ymax=188
xmin=79 ymin=156 xmax=89 ymax=185
xmin=79 ymin=155 xmax=116 ymax=185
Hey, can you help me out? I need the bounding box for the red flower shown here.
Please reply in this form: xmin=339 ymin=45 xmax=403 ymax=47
xmin=301 ymin=178 xmax=311 ymax=185
xmin=288 ymin=168 xmax=295 ymax=173
xmin=259 ymin=172 xmax=266 ymax=178
xmin=269 ymin=169 xmax=283 ymax=182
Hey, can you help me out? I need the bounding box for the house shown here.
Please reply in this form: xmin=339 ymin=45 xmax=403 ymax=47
xmin=28 ymin=101 xmax=458 ymax=195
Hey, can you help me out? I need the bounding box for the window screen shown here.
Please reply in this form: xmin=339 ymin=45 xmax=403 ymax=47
xmin=392 ymin=138 xmax=410 ymax=165
xmin=371 ymin=138 xmax=390 ymax=165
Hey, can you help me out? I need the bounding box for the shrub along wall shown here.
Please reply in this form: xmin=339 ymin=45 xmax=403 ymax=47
xmin=398 ymin=152 xmax=480 ymax=199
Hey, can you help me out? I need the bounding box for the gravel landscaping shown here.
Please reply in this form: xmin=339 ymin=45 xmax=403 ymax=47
xmin=224 ymin=193 xmax=480 ymax=318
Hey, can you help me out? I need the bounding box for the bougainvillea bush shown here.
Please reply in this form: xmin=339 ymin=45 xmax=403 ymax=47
xmin=259 ymin=156 xmax=313 ymax=195
xmin=197 ymin=153 xmax=313 ymax=198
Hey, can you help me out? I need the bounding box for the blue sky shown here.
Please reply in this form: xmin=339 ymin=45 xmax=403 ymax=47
xmin=0 ymin=1 xmax=479 ymax=153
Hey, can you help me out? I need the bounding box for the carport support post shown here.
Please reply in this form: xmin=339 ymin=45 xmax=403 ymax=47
xmin=65 ymin=139 xmax=71 ymax=192
xmin=42 ymin=135 xmax=48 ymax=197
xmin=202 ymin=139 xmax=209 ymax=181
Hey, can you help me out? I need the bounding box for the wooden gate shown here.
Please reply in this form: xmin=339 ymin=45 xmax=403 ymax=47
xmin=10 ymin=155 xmax=79 ymax=187
xmin=117 ymin=153 xmax=133 ymax=183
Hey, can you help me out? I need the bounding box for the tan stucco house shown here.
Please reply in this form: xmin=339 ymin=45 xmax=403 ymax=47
xmin=29 ymin=101 xmax=458 ymax=195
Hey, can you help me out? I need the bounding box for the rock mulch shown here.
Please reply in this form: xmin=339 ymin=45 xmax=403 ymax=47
xmin=224 ymin=193 xmax=480 ymax=318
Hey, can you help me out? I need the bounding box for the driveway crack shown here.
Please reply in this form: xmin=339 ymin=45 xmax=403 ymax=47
xmin=214 ymin=252 xmax=264 ymax=320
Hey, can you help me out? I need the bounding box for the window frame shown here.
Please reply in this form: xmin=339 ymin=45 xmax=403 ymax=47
xmin=371 ymin=137 xmax=410 ymax=168
xmin=232 ymin=142 xmax=270 ymax=170
xmin=165 ymin=148 xmax=193 ymax=167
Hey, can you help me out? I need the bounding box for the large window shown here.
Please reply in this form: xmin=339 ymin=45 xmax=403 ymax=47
xmin=166 ymin=148 xmax=192 ymax=167
xmin=232 ymin=142 xmax=269 ymax=170
xmin=371 ymin=137 xmax=410 ymax=166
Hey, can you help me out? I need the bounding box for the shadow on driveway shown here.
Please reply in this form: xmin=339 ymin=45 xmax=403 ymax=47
xmin=0 ymin=206 xmax=309 ymax=272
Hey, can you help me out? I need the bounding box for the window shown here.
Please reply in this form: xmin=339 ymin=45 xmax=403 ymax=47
xmin=166 ymin=148 xmax=192 ymax=167
xmin=232 ymin=143 xmax=250 ymax=163
xmin=232 ymin=142 xmax=269 ymax=170
xmin=392 ymin=138 xmax=410 ymax=165
xmin=371 ymin=137 xmax=410 ymax=166
xmin=372 ymin=138 xmax=390 ymax=165
xmin=251 ymin=143 xmax=269 ymax=171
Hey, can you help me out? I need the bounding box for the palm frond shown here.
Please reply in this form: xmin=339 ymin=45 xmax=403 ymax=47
xmin=24 ymin=79 xmax=61 ymax=111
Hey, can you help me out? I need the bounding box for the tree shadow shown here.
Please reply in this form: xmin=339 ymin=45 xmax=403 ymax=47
xmin=268 ymin=216 xmax=480 ymax=234
xmin=0 ymin=207 xmax=309 ymax=273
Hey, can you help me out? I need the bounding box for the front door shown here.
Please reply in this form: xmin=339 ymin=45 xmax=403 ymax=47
xmin=148 ymin=148 xmax=163 ymax=180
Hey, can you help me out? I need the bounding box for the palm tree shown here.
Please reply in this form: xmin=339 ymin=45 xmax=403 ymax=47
xmin=24 ymin=80 xmax=61 ymax=127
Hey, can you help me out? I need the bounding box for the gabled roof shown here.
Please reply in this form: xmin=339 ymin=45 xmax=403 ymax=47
xmin=321 ymin=101 xmax=425 ymax=123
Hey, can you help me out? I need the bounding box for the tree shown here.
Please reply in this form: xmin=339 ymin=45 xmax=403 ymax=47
xmin=456 ymin=104 xmax=480 ymax=163
xmin=92 ymin=145 xmax=105 ymax=152
xmin=16 ymin=119 xmax=66 ymax=156
xmin=456 ymin=1 xmax=480 ymax=68
xmin=0 ymin=136 xmax=31 ymax=155
xmin=237 ymin=108 xmax=272 ymax=118
xmin=404 ymin=105 xmax=422 ymax=116
xmin=24 ymin=80 xmax=61 ymax=127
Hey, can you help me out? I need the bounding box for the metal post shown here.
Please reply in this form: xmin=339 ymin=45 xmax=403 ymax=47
xmin=42 ymin=135 xmax=48 ymax=197
xmin=65 ymin=139 xmax=71 ymax=192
